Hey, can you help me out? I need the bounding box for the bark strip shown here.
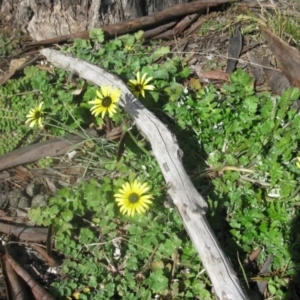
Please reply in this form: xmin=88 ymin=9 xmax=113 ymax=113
xmin=3 ymin=254 xmax=29 ymax=300
xmin=0 ymin=128 xmax=98 ymax=172
xmin=31 ymin=244 xmax=59 ymax=268
xmin=6 ymin=252 xmax=56 ymax=300
xmin=0 ymin=222 xmax=48 ymax=242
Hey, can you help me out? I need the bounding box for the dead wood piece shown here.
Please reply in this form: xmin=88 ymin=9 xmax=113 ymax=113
xmin=0 ymin=180 xmax=9 ymax=210
xmin=0 ymin=216 xmax=30 ymax=224
xmin=0 ymin=56 xmax=41 ymax=86
xmin=0 ymin=254 xmax=9 ymax=299
xmin=30 ymin=167 xmax=76 ymax=185
xmin=244 ymin=247 xmax=262 ymax=264
xmin=40 ymin=48 xmax=249 ymax=300
xmin=247 ymin=52 xmax=264 ymax=85
xmin=152 ymin=30 xmax=178 ymax=40
xmin=142 ymin=21 xmax=177 ymax=39
xmin=4 ymin=255 xmax=29 ymax=300
xmin=226 ymin=25 xmax=243 ymax=74
xmin=102 ymin=0 xmax=233 ymax=37
xmin=261 ymin=56 xmax=291 ymax=95
xmin=0 ymin=222 xmax=48 ymax=242
xmin=0 ymin=128 xmax=98 ymax=172
xmin=27 ymin=0 xmax=234 ymax=47
xmin=184 ymin=15 xmax=208 ymax=36
xmin=199 ymin=70 xmax=230 ymax=82
xmin=173 ymin=13 xmax=201 ymax=34
xmin=6 ymin=253 xmax=55 ymax=300
xmin=263 ymin=28 xmax=300 ymax=89
xmin=241 ymin=42 xmax=263 ymax=54
xmin=31 ymin=244 xmax=59 ymax=268
xmin=257 ymin=254 xmax=274 ymax=294
xmin=152 ymin=13 xmax=200 ymax=40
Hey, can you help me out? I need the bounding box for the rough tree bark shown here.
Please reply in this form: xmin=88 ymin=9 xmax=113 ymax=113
xmin=0 ymin=0 xmax=190 ymax=40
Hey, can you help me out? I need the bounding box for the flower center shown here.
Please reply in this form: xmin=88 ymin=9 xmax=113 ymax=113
xmin=102 ymin=96 xmax=112 ymax=107
xmin=35 ymin=111 xmax=42 ymax=119
xmin=129 ymin=193 xmax=140 ymax=203
xmin=135 ymin=84 xmax=143 ymax=92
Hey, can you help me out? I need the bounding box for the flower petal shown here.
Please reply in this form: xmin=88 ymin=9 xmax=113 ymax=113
xmin=143 ymin=76 xmax=153 ymax=85
xmin=144 ymin=84 xmax=155 ymax=91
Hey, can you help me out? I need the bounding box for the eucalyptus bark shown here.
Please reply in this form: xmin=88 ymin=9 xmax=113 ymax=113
xmin=0 ymin=0 xmax=189 ymax=40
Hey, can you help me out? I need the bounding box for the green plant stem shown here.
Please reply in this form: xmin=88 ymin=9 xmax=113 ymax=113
xmin=126 ymin=127 xmax=150 ymax=157
xmin=237 ymin=252 xmax=249 ymax=289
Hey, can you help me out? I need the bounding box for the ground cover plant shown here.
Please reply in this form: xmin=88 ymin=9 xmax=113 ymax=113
xmin=1 ymin=15 xmax=300 ymax=300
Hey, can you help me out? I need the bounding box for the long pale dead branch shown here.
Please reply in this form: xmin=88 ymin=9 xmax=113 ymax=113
xmin=40 ymin=48 xmax=248 ymax=300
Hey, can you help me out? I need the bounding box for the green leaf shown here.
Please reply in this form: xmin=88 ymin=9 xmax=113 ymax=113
xmin=179 ymin=67 xmax=191 ymax=78
xmin=244 ymin=96 xmax=258 ymax=114
xmin=79 ymin=228 xmax=96 ymax=244
xmin=268 ymin=283 xmax=277 ymax=295
xmin=164 ymin=82 xmax=184 ymax=102
xmin=49 ymin=205 xmax=60 ymax=217
xmin=134 ymin=30 xmax=144 ymax=40
xmin=61 ymin=210 xmax=73 ymax=222
xmin=121 ymin=34 xmax=135 ymax=47
xmin=151 ymin=46 xmax=170 ymax=61
xmin=281 ymin=87 xmax=300 ymax=106
xmin=153 ymin=69 xmax=169 ymax=80
xmin=89 ymin=28 xmax=104 ymax=43
xmin=260 ymin=119 xmax=275 ymax=134
xmin=145 ymin=270 xmax=168 ymax=292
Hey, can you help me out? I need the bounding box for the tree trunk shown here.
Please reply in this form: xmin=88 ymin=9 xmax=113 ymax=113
xmin=0 ymin=0 xmax=190 ymax=41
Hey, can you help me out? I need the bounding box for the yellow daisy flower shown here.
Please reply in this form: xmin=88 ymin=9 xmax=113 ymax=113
xmin=128 ymin=72 xmax=155 ymax=98
xmin=25 ymin=102 xmax=44 ymax=129
xmin=296 ymin=157 xmax=300 ymax=169
xmin=72 ymin=291 xmax=81 ymax=299
xmin=88 ymin=86 xmax=121 ymax=119
xmin=114 ymin=179 xmax=153 ymax=217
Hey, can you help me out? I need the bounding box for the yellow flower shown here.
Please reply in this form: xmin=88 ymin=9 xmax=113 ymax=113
xmin=124 ymin=44 xmax=134 ymax=52
xmin=128 ymin=72 xmax=155 ymax=98
xmin=25 ymin=102 xmax=44 ymax=128
xmin=296 ymin=157 xmax=300 ymax=168
xmin=72 ymin=291 xmax=81 ymax=299
xmin=88 ymin=86 xmax=121 ymax=118
xmin=114 ymin=180 xmax=153 ymax=217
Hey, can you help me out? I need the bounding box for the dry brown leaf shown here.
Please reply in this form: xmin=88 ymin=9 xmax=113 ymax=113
xmin=263 ymin=28 xmax=300 ymax=88
xmin=200 ymin=70 xmax=230 ymax=82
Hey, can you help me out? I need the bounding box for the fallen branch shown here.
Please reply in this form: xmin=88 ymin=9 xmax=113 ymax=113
xmin=40 ymin=48 xmax=248 ymax=299
xmin=154 ymin=13 xmax=201 ymax=39
xmin=142 ymin=21 xmax=177 ymax=39
xmin=31 ymin=244 xmax=59 ymax=268
xmin=27 ymin=0 xmax=234 ymax=46
xmin=0 ymin=128 xmax=98 ymax=172
xmin=2 ymin=253 xmax=29 ymax=300
xmin=6 ymin=251 xmax=56 ymax=300
xmin=0 ymin=222 xmax=48 ymax=242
